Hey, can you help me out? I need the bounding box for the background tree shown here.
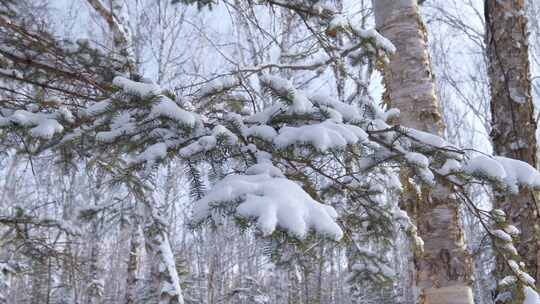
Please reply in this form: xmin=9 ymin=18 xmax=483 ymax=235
xmin=485 ymin=0 xmax=540 ymax=294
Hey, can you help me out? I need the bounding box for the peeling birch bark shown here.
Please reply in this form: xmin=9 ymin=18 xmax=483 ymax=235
xmin=373 ymin=1 xmax=475 ymax=303
xmin=485 ymin=0 xmax=540 ymax=290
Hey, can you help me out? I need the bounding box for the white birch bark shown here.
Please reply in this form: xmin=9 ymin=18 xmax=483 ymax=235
xmin=86 ymin=172 xmax=105 ymax=304
xmin=373 ymin=1 xmax=475 ymax=303
xmin=124 ymin=217 xmax=142 ymax=304
xmin=143 ymin=201 xmax=185 ymax=304
xmin=86 ymin=221 xmax=103 ymax=304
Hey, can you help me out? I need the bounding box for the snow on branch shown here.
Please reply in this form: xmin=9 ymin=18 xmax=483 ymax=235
xmin=112 ymin=76 xmax=161 ymax=98
xmin=149 ymin=95 xmax=197 ymax=128
xmin=490 ymin=209 xmax=540 ymax=303
xmin=192 ymin=163 xmax=343 ymax=241
xmin=0 ymin=215 xmax=80 ymax=236
xmin=274 ymin=120 xmax=368 ymax=151
xmin=198 ymin=76 xmax=240 ymax=99
xmin=179 ymin=125 xmax=237 ymax=158
xmin=260 ymin=74 xmax=314 ymax=115
xmin=9 ymin=110 xmax=64 ymax=139
xmin=3 ymin=108 xmax=73 ymax=140
xmin=88 ymin=76 xmax=205 ymax=167
xmin=463 ymin=155 xmax=540 ymax=193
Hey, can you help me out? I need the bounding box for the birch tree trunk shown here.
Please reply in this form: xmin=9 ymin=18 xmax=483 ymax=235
xmin=86 ymin=173 xmax=104 ymax=304
xmin=485 ymin=0 xmax=540 ymax=289
xmin=86 ymin=2 xmax=185 ymax=302
xmin=373 ymin=1 xmax=475 ymax=303
xmin=58 ymin=179 xmax=77 ymax=304
xmin=86 ymin=221 xmax=103 ymax=304
xmin=288 ymin=265 xmax=301 ymax=304
xmin=124 ymin=218 xmax=142 ymax=304
xmin=30 ymin=257 xmax=48 ymax=304
xmin=144 ymin=202 xmax=185 ymax=304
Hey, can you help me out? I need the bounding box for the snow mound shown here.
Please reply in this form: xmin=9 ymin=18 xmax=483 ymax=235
xmin=179 ymin=125 xmax=237 ymax=158
xmin=193 ymin=163 xmax=343 ymax=241
xmin=309 ymin=94 xmax=362 ymax=123
xmin=463 ymin=155 xmax=506 ymax=182
xmin=357 ymin=28 xmax=396 ymax=54
xmin=495 ymin=156 xmax=540 ymax=193
xmin=134 ymin=142 xmax=167 ymax=164
xmin=274 ymin=120 xmax=368 ymax=151
xmin=464 ymin=155 xmax=540 ymax=192
xmin=83 ymin=99 xmax=111 ymax=117
xmin=524 ymin=286 xmax=540 ymax=304
xmin=150 ymin=96 xmax=196 ymax=127
xmin=243 ymin=125 xmax=278 ymax=141
xmin=260 ymin=74 xmax=314 ymax=114
xmin=10 ymin=110 xmax=64 ymax=139
xmin=112 ymin=76 xmax=161 ymax=98
xmin=405 ymin=128 xmax=451 ymax=150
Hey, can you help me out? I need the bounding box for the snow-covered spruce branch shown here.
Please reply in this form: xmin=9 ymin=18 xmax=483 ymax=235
xmin=0 ymin=15 xmax=119 ymax=92
xmin=4 ymin=65 xmax=540 ymax=291
xmin=3 ymin=52 xmax=540 ymax=248
xmin=490 ymin=209 xmax=539 ymax=304
xmin=453 ymin=190 xmax=540 ymax=304
xmin=0 ymin=215 xmax=79 ymax=236
xmin=2 ymin=1 xmax=540 ymax=302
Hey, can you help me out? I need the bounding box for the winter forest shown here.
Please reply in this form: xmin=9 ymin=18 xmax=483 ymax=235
xmin=1 ymin=0 xmax=540 ymax=303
